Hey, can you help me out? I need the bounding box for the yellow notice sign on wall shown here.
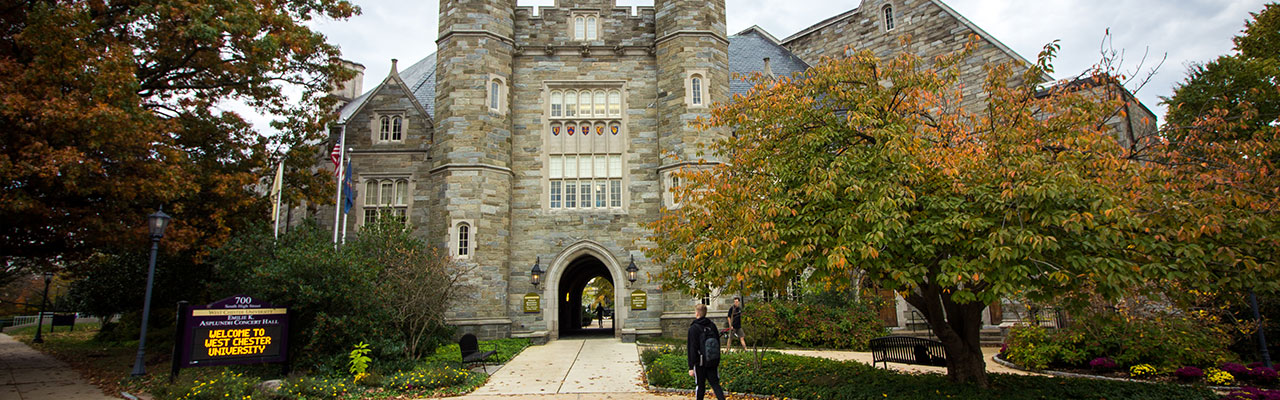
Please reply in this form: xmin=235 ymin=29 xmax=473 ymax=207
xmin=523 ymin=293 xmax=541 ymax=313
xmin=631 ymin=290 xmax=647 ymax=310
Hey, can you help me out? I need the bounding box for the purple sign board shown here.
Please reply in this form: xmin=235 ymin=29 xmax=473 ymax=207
xmin=178 ymin=295 xmax=288 ymax=368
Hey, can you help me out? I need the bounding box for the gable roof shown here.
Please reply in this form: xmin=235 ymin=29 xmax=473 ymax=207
xmin=337 ymin=52 xmax=437 ymax=125
xmin=729 ymin=27 xmax=811 ymax=96
xmin=780 ymin=0 xmax=1035 ymax=69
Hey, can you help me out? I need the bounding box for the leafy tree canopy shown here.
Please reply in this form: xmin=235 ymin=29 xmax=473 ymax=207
xmin=0 ymin=0 xmax=358 ymax=269
xmin=646 ymin=39 xmax=1157 ymax=386
xmin=1164 ymin=3 xmax=1279 ymax=148
xmin=1149 ymin=3 xmax=1279 ymax=299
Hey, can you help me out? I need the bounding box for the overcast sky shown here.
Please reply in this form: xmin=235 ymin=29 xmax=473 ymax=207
xmin=304 ymin=0 xmax=1271 ymax=126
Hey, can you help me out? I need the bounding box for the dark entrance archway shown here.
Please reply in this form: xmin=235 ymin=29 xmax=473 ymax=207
xmin=557 ymin=255 xmax=615 ymax=337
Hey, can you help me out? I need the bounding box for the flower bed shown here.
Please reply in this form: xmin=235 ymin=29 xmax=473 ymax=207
xmin=642 ymin=350 xmax=1216 ymax=399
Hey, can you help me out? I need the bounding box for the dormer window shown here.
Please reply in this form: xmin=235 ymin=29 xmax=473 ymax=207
xmin=572 ymin=14 xmax=599 ymax=41
xmin=883 ymin=5 xmax=895 ymax=31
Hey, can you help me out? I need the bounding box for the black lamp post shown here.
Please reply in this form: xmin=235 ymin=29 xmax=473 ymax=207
xmin=626 ymin=255 xmax=639 ymax=286
xmin=130 ymin=208 xmax=170 ymax=377
xmin=32 ymin=272 xmax=53 ymax=344
xmin=530 ymin=257 xmax=543 ymax=288
xmin=1251 ymin=290 xmax=1273 ymax=368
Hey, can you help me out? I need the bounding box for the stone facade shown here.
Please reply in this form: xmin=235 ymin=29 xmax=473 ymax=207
xmin=304 ymin=0 xmax=1157 ymax=341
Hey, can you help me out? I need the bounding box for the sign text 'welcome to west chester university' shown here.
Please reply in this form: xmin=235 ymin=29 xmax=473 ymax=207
xmin=178 ymin=295 xmax=289 ymax=368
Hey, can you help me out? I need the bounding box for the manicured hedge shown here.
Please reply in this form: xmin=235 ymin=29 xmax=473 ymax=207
xmin=743 ymin=299 xmax=888 ymax=351
xmin=645 ymin=351 xmax=1216 ymax=399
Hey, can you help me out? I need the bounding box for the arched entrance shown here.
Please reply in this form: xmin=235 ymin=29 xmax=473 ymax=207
xmin=557 ymin=256 xmax=613 ymax=336
xmin=544 ymin=240 xmax=628 ymax=339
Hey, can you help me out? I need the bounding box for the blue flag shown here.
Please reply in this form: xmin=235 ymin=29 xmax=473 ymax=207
xmin=342 ymin=163 xmax=356 ymax=214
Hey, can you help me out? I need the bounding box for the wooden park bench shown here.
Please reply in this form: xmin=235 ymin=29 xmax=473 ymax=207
xmin=869 ymin=336 xmax=947 ymax=368
xmin=459 ymin=333 xmax=497 ymax=373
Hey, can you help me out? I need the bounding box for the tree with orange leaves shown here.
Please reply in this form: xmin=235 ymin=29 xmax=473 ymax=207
xmin=646 ymin=40 xmax=1156 ymax=387
xmin=0 ymin=0 xmax=358 ymax=271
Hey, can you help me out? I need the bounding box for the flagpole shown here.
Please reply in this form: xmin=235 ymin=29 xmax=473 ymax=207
xmin=272 ymin=161 xmax=284 ymax=240
xmin=332 ymin=126 xmax=346 ymax=246
xmin=341 ymin=149 xmax=351 ymax=245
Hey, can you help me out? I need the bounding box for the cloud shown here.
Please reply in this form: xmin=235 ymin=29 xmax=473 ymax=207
xmin=293 ymin=0 xmax=1269 ymax=129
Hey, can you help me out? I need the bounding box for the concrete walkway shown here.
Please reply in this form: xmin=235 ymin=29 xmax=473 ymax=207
xmin=0 ymin=334 xmax=114 ymax=400
xmin=469 ymin=338 xmax=645 ymax=396
xmin=778 ymin=347 xmax=1043 ymax=376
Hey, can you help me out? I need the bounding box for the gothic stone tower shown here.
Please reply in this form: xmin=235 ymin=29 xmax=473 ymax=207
xmin=435 ymin=0 xmax=727 ymax=341
xmin=433 ymin=0 xmax=517 ymax=338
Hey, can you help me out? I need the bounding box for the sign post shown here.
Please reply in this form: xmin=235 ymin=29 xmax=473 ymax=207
xmin=173 ymin=295 xmax=289 ymax=379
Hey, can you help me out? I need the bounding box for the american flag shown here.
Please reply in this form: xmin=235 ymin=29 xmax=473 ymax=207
xmin=330 ymin=143 xmax=342 ymax=176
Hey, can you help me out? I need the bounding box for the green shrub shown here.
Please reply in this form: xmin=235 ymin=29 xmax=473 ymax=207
xmin=1004 ymin=308 xmax=1236 ymax=370
xmin=644 ymin=351 xmax=1216 ymax=399
xmin=213 ymin=220 xmax=466 ymax=368
xmin=153 ymin=369 xmax=261 ymax=400
xmin=742 ymin=299 xmax=887 ymax=350
xmin=640 ymin=344 xmax=682 ymax=365
xmin=1003 ymin=325 xmax=1087 ymax=369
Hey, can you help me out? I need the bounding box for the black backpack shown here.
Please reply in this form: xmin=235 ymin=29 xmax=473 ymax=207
xmin=700 ymin=325 xmax=720 ymax=365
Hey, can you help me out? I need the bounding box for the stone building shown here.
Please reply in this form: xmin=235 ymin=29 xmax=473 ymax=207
xmin=310 ymin=0 xmax=1156 ymax=342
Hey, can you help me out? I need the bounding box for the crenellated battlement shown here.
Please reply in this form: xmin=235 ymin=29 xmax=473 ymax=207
xmin=514 ymin=4 xmax=655 ymax=52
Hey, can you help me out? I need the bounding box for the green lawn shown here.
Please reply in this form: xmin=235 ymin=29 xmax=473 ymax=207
xmin=643 ymin=349 xmax=1218 ymax=400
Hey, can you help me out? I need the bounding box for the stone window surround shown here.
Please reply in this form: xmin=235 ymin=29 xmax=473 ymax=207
xmin=685 ymin=70 xmax=708 ymax=108
xmin=540 ymin=80 xmax=631 ymax=213
xmin=570 ymin=12 xmax=601 ymax=41
xmin=357 ymin=174 xmax=413 ymax=227
xmin=487 ymin=74 xmax=509 ymax=115
xmin=450 ymin=219 xmax=476 ymax=259
xmin=370 ymin=111 xmax=407 ymax=143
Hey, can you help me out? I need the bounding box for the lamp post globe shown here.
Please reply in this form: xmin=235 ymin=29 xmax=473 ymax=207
xmin=626 ymin=255 xmax=639 ymax=285
xmin=131 ymin=207 xmax=170 ymax=377
xmin=530 ymin=257 xmax=543 ymax=287
xmin=149 ymin=209 xmax=171 ymax=239
xmin=33 ymin=272 xmax=53 ymax=344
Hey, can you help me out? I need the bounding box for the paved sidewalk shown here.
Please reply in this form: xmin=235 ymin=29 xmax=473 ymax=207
xmin=0 ymin=333 xmax=115 ymax=400
xmin=469 ymin=338 xmax=645 ymax=396
xmin=778 ymin=346 xmax=1042 ymax=376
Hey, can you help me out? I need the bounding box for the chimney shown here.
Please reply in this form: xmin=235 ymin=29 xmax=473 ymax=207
xmin=330 ymin=59 xmax=366 ymax=103
xmin=762 ymin=57 xmax=773 ymax=78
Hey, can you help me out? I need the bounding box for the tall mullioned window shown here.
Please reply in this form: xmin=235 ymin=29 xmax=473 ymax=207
xmin=883 ymin=5 xmax=895 ymax=31
xmin=547 ymin=86 xmax=625 ymax=210
xmin=363 ymin=178 xmax=408 ymax=224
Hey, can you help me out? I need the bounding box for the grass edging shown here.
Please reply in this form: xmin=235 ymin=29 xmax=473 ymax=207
xmin=991 ymin=353 xmax=1239 ymax=392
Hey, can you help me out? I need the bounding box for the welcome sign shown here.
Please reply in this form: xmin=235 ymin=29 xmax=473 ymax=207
xmin=178 ymin=295 xmax=288 ymax=368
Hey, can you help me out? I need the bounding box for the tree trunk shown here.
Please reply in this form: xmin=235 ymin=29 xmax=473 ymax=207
xmin=905 ymin=281 xmax=991 ymax=388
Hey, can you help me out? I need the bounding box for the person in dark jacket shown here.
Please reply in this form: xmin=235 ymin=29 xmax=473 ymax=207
xmin=687 ymin=303 xmax=726 ymax=400
xmin=596 ymin=303 xmax=605 ymax=328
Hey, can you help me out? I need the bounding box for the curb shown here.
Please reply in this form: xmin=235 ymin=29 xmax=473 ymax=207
xmin=991 ymin=354 xmax=1240 ymax=392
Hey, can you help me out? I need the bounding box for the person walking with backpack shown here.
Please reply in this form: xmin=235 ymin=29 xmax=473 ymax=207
xmin=727 ymin=297 xmax=747 ymax=352
xmin=687 ymin=303 xmax=726 ymax=400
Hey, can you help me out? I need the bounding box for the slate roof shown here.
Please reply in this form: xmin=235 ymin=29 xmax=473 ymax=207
xmin=337 ymin=52 xmax=437 ymax=124
xmin=728 ymin=26 xmax=810 ymax=97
